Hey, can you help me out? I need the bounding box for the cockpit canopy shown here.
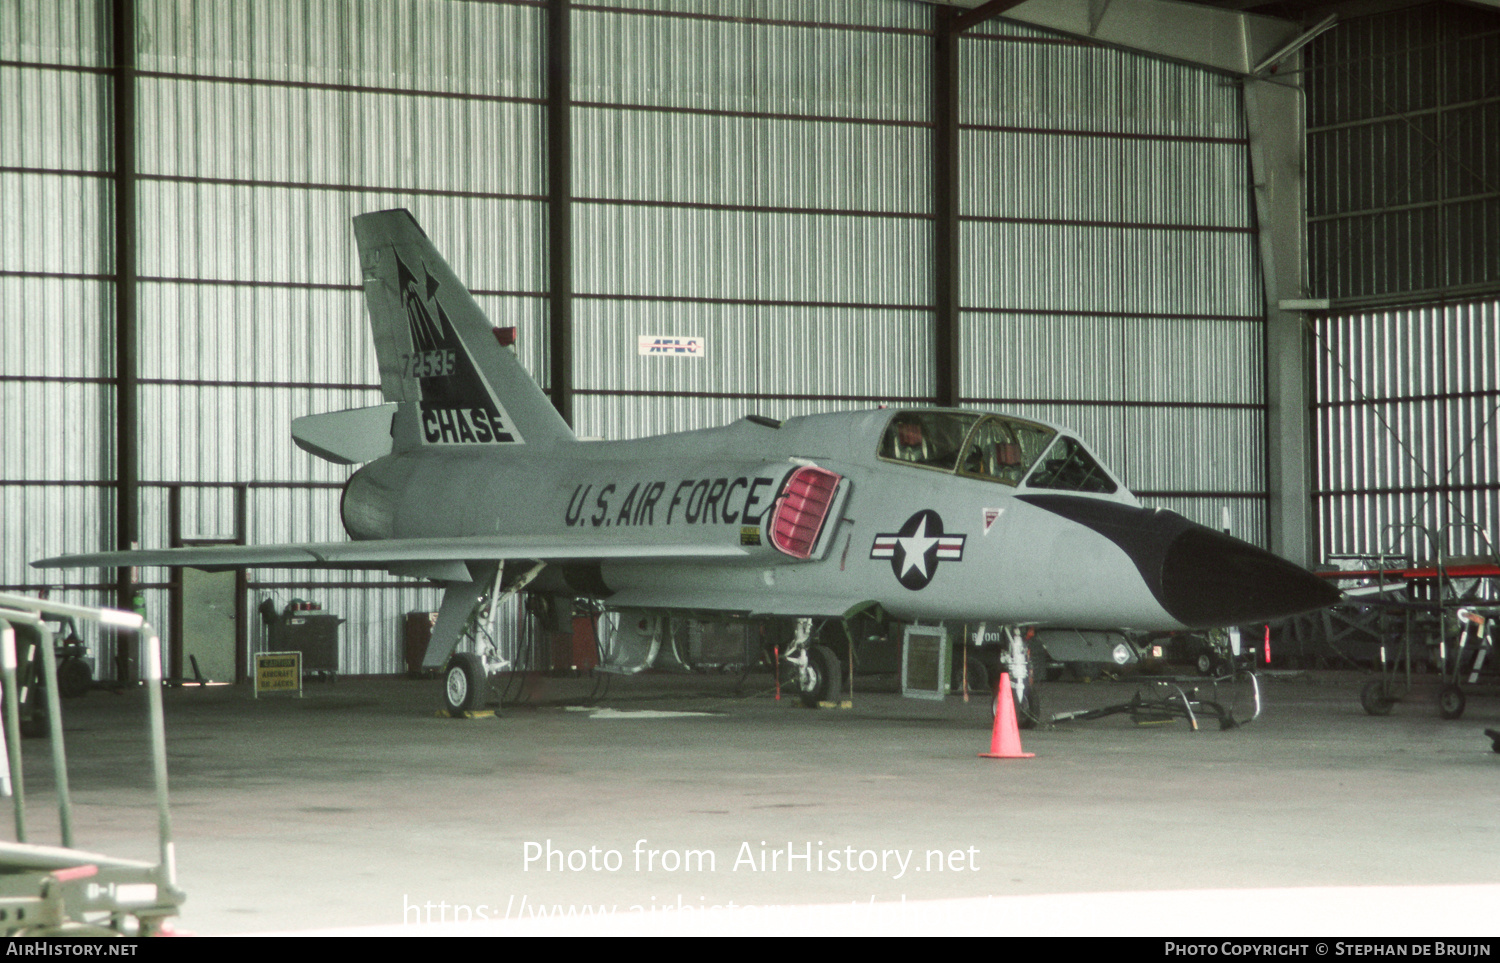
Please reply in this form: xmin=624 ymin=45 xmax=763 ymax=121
xmin=877 ymin=410 xmax=1118 ymax=495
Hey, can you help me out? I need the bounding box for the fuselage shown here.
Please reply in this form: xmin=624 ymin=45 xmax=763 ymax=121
xmin=341 ymin=407 xmax=1338 ymax=631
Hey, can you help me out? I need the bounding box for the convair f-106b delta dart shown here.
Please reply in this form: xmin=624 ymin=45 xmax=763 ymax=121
xmin=38 ymin=210 xmax=1340 ymax=716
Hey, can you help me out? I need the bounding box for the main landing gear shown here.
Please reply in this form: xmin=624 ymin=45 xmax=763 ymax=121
xmin=439 ymin=567 xmax=528 ymax=716
xmin=783 ymin=617 xmax=842 ymax=708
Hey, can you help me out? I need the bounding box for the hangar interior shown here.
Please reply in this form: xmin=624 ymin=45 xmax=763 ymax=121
xmin=2 ymin=0 xmax=1498 ymax=681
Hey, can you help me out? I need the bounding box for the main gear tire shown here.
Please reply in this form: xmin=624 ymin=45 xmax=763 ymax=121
xmin=443 ymin=653 xmax=489 ymax=716
xmin=798 ymin=644 xmax=842 ymax=709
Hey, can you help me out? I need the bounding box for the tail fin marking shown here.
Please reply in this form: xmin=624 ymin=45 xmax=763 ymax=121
xmin=354 ymin=209 xmax=575 ymax=450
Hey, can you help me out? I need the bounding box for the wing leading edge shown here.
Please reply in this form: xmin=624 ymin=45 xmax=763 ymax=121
xmin=33 ymin=535 xmax=749 ymax=574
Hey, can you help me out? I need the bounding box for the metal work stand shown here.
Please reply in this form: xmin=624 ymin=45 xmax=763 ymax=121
xmin=1358 ymin=523 xmax=1500 ymax=719
xmin=0 ymin=593 xmax=184 ymax=936
xmin=1360 ymin=595 xmax=1500 ymax=720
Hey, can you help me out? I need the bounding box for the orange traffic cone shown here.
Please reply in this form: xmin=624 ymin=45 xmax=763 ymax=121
xmin=980 ymin=672 xmax=1034 ymax=759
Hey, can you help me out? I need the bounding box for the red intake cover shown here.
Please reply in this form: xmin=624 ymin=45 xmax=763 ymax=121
xmin=770 ymin=466 xmax=843 ymax=559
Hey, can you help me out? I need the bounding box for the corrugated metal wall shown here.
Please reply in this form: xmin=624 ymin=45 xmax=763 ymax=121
xmin=1315 ymin=300 xmax=1500 ymax=562
xmin=130 ymin=0 xmax=549 ymax=674
xmin=1306 ymin=1 xmax=1500 ymax=304
xmin=958 ymin=18 xmax=1265 ymax=540
xmin=0 ymin=1 xmax=116 ymax=628
xmin=1306 ymin=2 xmax=1500 ymax=564
xmin=570 ymin=0 xmax=934 ymax=439
xmin=5 ymin=0 xmax=1272 ymax=675
xmin=4 ymin=0 xmax=552 ymax=674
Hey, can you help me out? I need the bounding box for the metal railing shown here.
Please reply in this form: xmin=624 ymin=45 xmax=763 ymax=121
xmin=0 ymin=592 xmax=182 ymax=936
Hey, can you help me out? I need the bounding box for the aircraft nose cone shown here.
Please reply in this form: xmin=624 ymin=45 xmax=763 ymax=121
xmin=1158 ymin=525 xmax=1342 ymax=628
xmin=1016 ymin=494 xmax=1341 ymax=629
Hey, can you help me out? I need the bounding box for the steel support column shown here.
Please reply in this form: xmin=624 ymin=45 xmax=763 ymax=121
xmin=932 ymin=6 xmax=960 ymax=409
xmin=112 ymin=0 xmax=139 ymax=611
xmin=547 ymin=0 xmax=573 ymax=427
xmin=1245 ymin=76 xmax=1314 ymax=567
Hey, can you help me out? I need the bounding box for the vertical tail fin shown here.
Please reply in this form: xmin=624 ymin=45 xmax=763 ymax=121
xmin=352 ymin=209 xmax=574 ymax=449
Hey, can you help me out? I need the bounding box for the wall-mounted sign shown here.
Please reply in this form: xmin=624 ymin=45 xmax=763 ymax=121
xmin=638 ymin=336 xmax=704 ymax=357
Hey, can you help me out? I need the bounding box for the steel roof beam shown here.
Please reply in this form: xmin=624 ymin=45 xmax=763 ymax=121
xmin=956 ymin=0 xmax=1031 ymax=31
xmin=931 ymin=0 xmax=1305 ymax=77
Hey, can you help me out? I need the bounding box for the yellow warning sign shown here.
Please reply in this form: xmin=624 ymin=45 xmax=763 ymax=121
xmin=255 ymin=651 xmax=302 ymax=697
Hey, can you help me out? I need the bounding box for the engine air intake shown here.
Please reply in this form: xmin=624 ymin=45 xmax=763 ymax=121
xmin=770 ymin=466 xmax=843 ymax=559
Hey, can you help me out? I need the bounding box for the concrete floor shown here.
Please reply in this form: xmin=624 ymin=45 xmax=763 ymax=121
xmin=12 ymin=668 xmax=1500 ymax=936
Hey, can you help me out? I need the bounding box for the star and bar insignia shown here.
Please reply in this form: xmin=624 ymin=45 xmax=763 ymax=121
xmin=870 ymin=509 xmax=966 ymax=590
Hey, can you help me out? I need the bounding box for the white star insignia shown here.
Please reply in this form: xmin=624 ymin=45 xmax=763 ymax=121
xmin=896 ymin=516 xmax=939 ymax=579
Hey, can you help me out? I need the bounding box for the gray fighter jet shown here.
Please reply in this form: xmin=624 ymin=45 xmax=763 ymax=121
xmin=37 ymin=210 xmax=1339 ymax=715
